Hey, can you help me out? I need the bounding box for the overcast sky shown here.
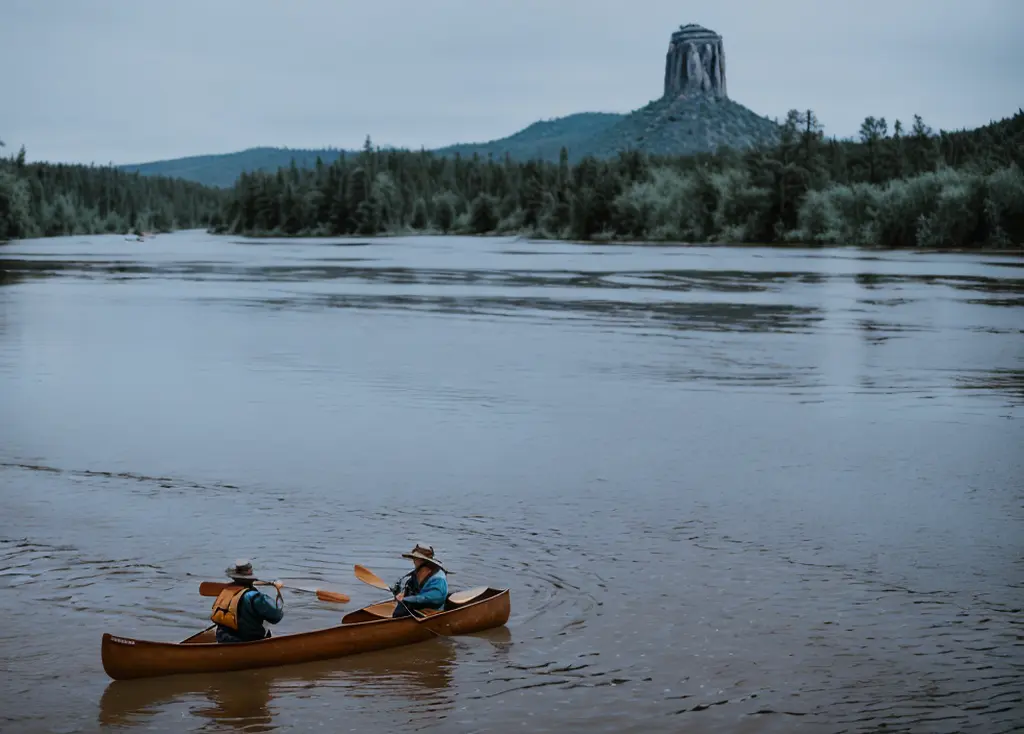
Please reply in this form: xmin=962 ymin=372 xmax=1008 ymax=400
xmin=2 ymin=0 xmax=1022 ymax=165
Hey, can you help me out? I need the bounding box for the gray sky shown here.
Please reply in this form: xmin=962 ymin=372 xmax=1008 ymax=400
xmin=3 ymin=0 xmax=1022 ymax=165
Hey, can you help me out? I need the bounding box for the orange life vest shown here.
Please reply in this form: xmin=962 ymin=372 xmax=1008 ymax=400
xmin=210 ymin=585 xmax=251 ymax=631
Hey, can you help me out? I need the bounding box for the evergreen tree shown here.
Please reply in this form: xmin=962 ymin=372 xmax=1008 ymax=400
xmin=432 ymin=192 xmax=456 ymax=233
xmin=859 ymin=116 xmax=888 ymax=183
xmin=411 ymin=197 xmax=429 ymax=230
xmin=469 ymin=194 xmax=499 ymax=234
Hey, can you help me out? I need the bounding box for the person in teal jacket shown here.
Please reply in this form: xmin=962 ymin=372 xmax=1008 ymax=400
xmin=391 ymin=544 xmax=449 ymax=618
xmin=211 ymin=560 xmax=285 ymax=643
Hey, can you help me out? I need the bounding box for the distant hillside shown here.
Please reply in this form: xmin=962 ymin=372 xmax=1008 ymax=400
xmin=121 ymin=146 xmax=352 ymax=188
xmin=432 ymin=100 xmax=779 ymax=161
xmin=118 ymin=113 xmax=627 ymax=187
xmin=433 ymin=112 xmax=624 ymax=161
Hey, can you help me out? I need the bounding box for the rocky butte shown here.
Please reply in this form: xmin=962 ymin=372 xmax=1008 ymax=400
xmin=575 ymin=22 xmax=780 ymax=160
xmin=664 ymin=24 xmax=728 ymax=100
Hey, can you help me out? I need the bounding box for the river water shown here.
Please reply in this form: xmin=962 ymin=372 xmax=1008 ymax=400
xmin=1 ymin=231 xmax=1021 ymax=733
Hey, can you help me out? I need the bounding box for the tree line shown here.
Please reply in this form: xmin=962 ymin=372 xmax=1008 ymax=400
xmin=4 ymin=109 xmax=1022 ymax=249
xmin=212 ymin=109 xmax=1024 ymax=249
xmin=0 ymin=141 xmax=225 ymax=242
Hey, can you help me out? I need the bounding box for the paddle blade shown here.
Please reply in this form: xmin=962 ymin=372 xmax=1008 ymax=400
xmin=353 ymin=564 xmax=391 ymax=591
xmin=199 ymin=581 xmax=229 ymax=597
xmin=315 ymin=589 xmax=351 ymax=604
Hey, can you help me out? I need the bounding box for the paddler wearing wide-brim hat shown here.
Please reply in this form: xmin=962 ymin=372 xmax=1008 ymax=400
xmin=401 ymin=544 xmax=450 ymax=573
xmin=391 ymin=544 xmax=450 ymax=618
xmin=225 ymin=560 xmax=260 ymax=582
xmin=211 ymin=559 xmax=285 ymax=644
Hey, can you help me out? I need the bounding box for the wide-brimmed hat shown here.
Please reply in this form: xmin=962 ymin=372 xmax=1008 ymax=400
xmin=401 ymin=544 xmax=448 ymax=573
xmin=225 ymin=559 xmax=258 ymax=581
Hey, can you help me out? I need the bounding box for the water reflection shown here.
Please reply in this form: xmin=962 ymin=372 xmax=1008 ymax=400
xmin=955 ymin=368 xmax=1024 ymax=403
xmin=0 ymin=267 xmax=31 ymax=286
xmin=98 ymin=637 xmax=463 ymax=730
xmin=100 ymin=671 xmax=274 ymax=730
xmin=231 ymin=293 xmax=825 ymax=335
xmin=854 ymin=272 xmax=883 ymax=290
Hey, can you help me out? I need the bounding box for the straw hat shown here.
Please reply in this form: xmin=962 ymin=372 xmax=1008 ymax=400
xmin=401 ymin=544 xmax=448 ymax=573
xmin=225 ymin=559 xmax=258 ymax=581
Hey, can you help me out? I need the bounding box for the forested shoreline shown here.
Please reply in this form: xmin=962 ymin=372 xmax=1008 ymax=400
xmin=3 ymin=109 xmax=1023 ymax=250
xmin=0 ymin=141 xmax=224 ymax=243
xmin=212 ymin=110 xmax=1024 ymax=250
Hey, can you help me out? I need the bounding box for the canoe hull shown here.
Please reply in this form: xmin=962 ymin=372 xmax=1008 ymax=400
xmin=102 ymin=587 xmax=510 ymax=681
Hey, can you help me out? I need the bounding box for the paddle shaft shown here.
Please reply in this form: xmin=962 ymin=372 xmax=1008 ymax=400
xmin=180 ymin=624 xmax=216 ymax=644
xmin=201 ymin=581 xmax=286 ymax=606
xmin=366 ymin=569 xmax=417 ymax=614
xmin=353 ymin=564 xmax=448 ymax=636
xmin=198 ymin=580 xmax=349 ymax=604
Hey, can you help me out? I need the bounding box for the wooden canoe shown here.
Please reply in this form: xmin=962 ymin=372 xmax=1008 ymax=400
xmin=101 ymin=587 xmax=510 ymax=681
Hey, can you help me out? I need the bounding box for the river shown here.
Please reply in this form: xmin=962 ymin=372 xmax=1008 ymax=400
xmin=1 ymin=231 xmax=1022 ymax=733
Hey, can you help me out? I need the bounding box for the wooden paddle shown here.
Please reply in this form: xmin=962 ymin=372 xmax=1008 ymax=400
xmin=353 ymin=564 xmax=393 ymax=592
xmin=353 ymin=564 xmax=447 ymax=629
xmin=353 ymin=566 xmax=489 ymax=606
xmin=198 ymin=580 xmax=350 ymax=604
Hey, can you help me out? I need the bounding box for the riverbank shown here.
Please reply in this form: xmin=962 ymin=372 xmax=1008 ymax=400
xmin=6 ymin=225 xmax=1021 ymax=257
xmin=212 ymin=227 xmax=1024 ymax=256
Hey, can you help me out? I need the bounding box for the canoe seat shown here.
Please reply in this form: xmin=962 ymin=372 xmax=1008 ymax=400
xmin=447 ymin=586 xmax=489 ymax=606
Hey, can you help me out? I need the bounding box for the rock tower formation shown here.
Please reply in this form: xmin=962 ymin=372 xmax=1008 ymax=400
xmin=663 ymin=24 xmax=727 ymax=100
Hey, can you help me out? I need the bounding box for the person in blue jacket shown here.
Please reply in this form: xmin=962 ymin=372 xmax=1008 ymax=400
xmin=391 ymin=544 xmax=449 ymax=618
xmin=210 ymin=560 xmax=284 ymax=642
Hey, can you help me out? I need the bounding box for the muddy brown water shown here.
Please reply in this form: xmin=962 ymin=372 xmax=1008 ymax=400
xmin=1 ymin=231 xmax=1022 ymax=733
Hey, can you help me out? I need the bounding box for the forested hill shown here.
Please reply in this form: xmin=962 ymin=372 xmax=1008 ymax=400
xmin=118 ymin=113 xmax=627 ymax=188
xmin=0 ymin=142 xmax=224 ymax=242
xmin=432 ymin=113 xmax=625 ymax=165
xmin=118 ymin=97 xmax=781 ymax=189
xmin=210 ymin=108 xmax=1024 ymax=250
xmin=122 ymin=146 xmax=352 ymax=190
